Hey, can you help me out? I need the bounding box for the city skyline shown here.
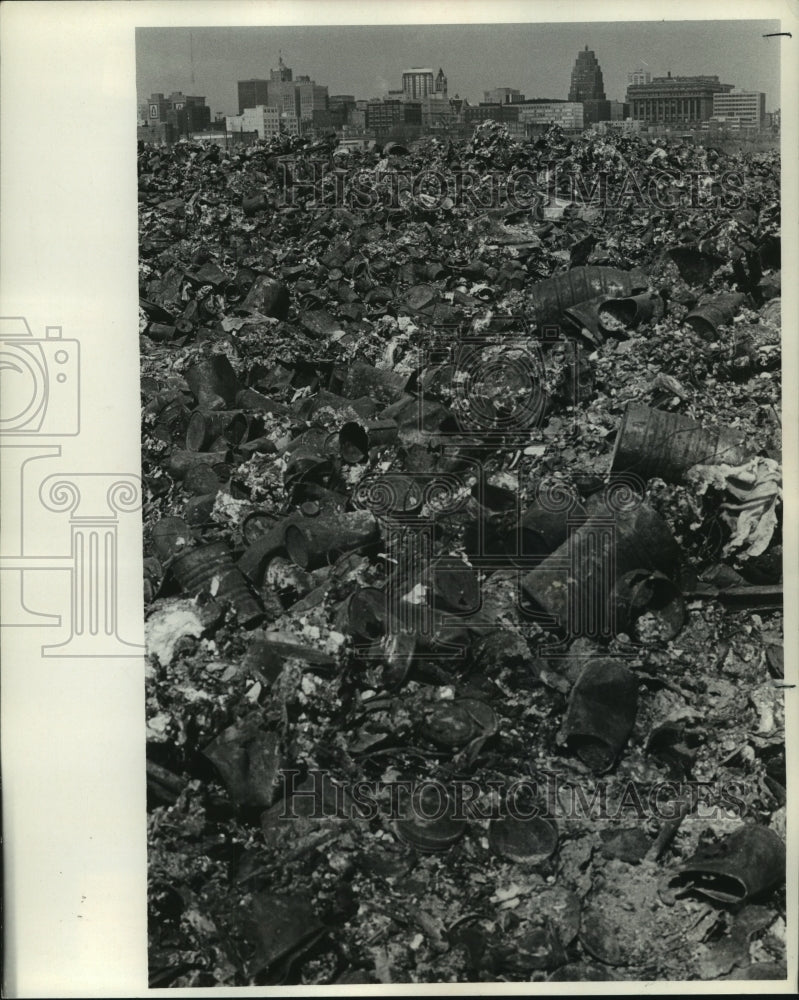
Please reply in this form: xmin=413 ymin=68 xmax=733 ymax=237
xmin=137 ymin=20 xmax=781 ymax=116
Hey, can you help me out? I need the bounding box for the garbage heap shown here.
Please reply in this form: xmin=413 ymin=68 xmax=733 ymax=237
xmin=141 ymin=124 xmax=786 ymax=986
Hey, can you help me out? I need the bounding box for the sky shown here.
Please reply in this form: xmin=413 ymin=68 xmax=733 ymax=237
xmin=136 ymin=20 xmax=781 ymax=117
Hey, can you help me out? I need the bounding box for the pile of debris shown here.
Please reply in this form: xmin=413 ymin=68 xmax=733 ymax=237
xmin=141 ymin=126 xmax=785 ymax=986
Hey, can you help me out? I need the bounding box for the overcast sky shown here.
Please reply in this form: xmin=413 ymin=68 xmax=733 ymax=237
xmin=136 ymin=20 xmax=781 ymax=115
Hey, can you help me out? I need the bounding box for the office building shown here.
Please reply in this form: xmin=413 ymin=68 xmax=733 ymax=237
xmin=466 ymin=103 xmax=520 ymax=128
xmin=312 ymin=107 xmax=346 ymax=130
xmin=144 ymin=92 xmax=210 ymax=136
xmin=226 ymin=105 xmax=281 ymax=141
xmin=402 ymin=68 xmax=435 ymax=100
xmin=271 ymin=55 xmax=292 ymax=82
xmin=626 ymin=73 xmax=733 ymax=124
xmin=281 ymin=111 xmax=299 ymax=136
xmin=712 ymin=91 xmax=766 ymax=128
xmin=295 ymin=77 xmax=329 ymax=120
xmin=420 ymin=95 xmax=456 ymax=130
xmin=259 ymin=59 xmax=328 ymax=120
xmin=518 ymin=102 xmax=584 ymax=130
xmin=145 ymin=93 xmax=171 ymax=124
xmin=237 ymin=79 xmax=270 ymax=114
xmin=568 ymin=46 xmax=606 ymax=102
xmin=608 ymin=100 xmax=629 ymax=121
xmin=366 ymin=98 xmax=422 ymax=135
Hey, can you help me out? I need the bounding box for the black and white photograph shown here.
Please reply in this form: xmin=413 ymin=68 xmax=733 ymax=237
xmin=135 ymin=14 xmax=792 ymax=987
xmin=1 ymin=2 xmax=796 ymax=995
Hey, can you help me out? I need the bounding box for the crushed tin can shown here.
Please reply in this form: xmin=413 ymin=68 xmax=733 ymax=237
xmin=659 ymin=824 xmax=785 ymax=905
xmin=562 ymin=658 xmax=639 ymax=773
xmin=611 ymin=402 xmax=751 ymax=483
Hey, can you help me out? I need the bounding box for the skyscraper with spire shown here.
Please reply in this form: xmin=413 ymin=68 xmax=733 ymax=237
xmin=568 ymin=45 xmax=606 ymax=102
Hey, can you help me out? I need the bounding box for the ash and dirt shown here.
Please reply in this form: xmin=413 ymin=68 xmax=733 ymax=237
xmin=140 ymin=123 xmax=786 ymax=986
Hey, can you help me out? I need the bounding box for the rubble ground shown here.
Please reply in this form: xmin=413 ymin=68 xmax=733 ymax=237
xmin=140 ymin=123 xmax=785 ymax=986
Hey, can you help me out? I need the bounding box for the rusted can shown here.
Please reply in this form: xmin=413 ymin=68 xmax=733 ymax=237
xmin=598 ymin=291 xmax=665 ymax=332
xmin=147 ymin=322 xmax=177 ymax=342
xmin=562 ymin=658 xmax=639 ymax=773
xmin=339 ymin=419 xmax=399 ymax=463
xmin=238 ymin=514 xmax=303 ymax=585
xmin=284 ymin=511 xmax=380 ymax=571
xmin=235 ymin=387 xmax=289 ymax=416
xmin=241 ymin=274 xmax=289 ymax=320
xmin=563 ymin=295 xmax=605 ymax=343
xmin=171 ymin=541 xmax=263 ymax=627
xmin=611 ymin=402 xmax=751 ymax=483
xmin=661 ymin=824 xmax=785 ymax=904
xmin=186 ymin=410 xmax=248 ymax=452
xmin=518 ymin=495 xmax=588 ymax=561
xmin=611 ymin=568 xmax=686 ymax=643
xmin=329 ymin=360 xmax=408 ymax=404
xmin=182 ymin=463 xmax=223 ymax=498
xmin=521 ymin=500 xmax=681 ymax=637
xmin=430 ymin=556 xmax=481 ymax=614
xmin=183 ymin=492 xmax=218 ymax=527
xmin=150 ymin=516 xmax=192 ymax=561
xmin=528 ymin=266 xmax=648 ymax=327
xmin=344 ymin=586 xmax=387 ymax=641
xmin=185 ymin=356 xmax=241 ymax=408
xmin=685 ymin=292 xmax=746 ymax=339
xmin=167 ymin=449 xmax=228 ymax=481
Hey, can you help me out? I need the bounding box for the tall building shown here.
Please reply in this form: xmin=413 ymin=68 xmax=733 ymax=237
xmin=271 ymin=54 xmax=292 ymax=82
xmin=568 ymin=46 xmax=606 ymax=102
xmin=711 ymin=91 xmax=766 ymax=128
xmin=626 ymin=73 xmax=734 ymax=125
xmin=402 ymin=68 xmax=435 ymax=100
xmin=237 ymin=79 xmax=270 ymax=115
xmin=628 ymin=68 xmax=651 ymax=87
xmin=257 ymin=59 xmax=328 ymax=120
xmin=434 ymin=68 xmax=448 ymax=98
xmin=295 ymin=77 xmax=329 ymax=120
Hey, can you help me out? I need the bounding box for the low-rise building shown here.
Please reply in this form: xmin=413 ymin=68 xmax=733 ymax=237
xmin=518 ymin=101 xmax=584 ymax=130
xmin=366 ymin=98 xmax=422 ymax=135
xmin=226 ymin=105 xmax=281 ymax=141
xmin=711 ymin=91 xmax=766 ymax=129
xmin=483 ymin=87 xmax=524 ymax=105
xmin=626 ymin=73 xmax=734 ymax=125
